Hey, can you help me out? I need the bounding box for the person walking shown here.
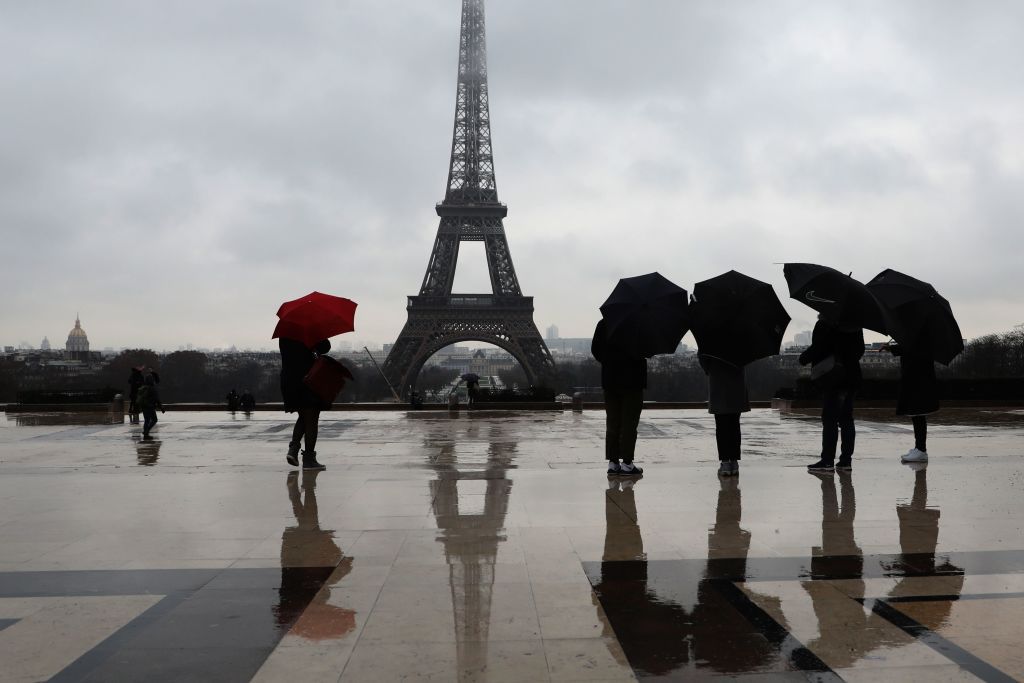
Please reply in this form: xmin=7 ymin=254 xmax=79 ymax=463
xmin=699 ymin=355 xmax=748 ymax=476
xmin=127 ymin=366 xmax=144 ymax=424
xmin=279 ymin=337 xmax=331 ymax=470
xmin=799 ymin=316 xmax=865 ymax=472
xmin=136 ymin=374 xmax=164 ymax=439
xmin=884 ymin=343 xmax=937 ymax=463
xmin=592 ymin=319 xmax=646 ymax=476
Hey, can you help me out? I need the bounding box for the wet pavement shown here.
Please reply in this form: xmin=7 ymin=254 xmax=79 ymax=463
xmin=1 ymin=407 xmax=1024 ymax=681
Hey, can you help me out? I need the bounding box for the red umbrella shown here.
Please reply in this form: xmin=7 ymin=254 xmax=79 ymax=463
xmin=272 ymin=292 xmax=357 ymax=348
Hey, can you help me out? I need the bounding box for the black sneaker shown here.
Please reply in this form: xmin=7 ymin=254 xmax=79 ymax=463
xmin=718 ymin=461 xmax=731 ymax=477
xmin=807 ymin=459 xmax=835 ymax=472
xmin=835 ymin=459 xmax=853 ymax=471
xmin=607 ymin=461 xmax=621 ymax=475
xmin=619 ymin=462 xmax=643 ymax=477
xmin=286 ymin=453 xmax=299 ymax=467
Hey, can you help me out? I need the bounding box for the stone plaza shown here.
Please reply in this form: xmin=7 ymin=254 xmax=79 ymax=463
xmin=2 ymin=406 xmax=1023 ymax=681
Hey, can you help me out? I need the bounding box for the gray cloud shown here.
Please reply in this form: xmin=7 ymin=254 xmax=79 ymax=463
xmin=2 ymin=0 xmax=1023 ymax=352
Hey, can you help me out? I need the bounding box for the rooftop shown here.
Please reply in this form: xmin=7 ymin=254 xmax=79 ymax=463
xmin=2 ymin=407 xmax=1023 ymax=681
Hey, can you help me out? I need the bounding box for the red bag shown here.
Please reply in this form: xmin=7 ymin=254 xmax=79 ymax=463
xmin=303 ymin=355 xmax=352 ymax=404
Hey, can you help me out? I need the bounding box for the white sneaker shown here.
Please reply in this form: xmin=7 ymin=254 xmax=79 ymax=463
xmin=607 ymin=461 xmax=621 ymax=474
xmin=901 ymin=448 xmax=928 ymax=463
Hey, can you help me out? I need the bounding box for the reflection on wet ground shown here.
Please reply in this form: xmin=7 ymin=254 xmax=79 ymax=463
xmin=2 ymin=409 xmax=1024 ymax=680
xmin=6 ymin=411 xmax=124 ymax=427
xmin=790 ymin=405 xmax=1024 ymax=426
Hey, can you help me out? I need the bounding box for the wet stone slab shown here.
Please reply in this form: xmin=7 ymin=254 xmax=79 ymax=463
xmin=1 ymin=408 xmax=1024 ymax=681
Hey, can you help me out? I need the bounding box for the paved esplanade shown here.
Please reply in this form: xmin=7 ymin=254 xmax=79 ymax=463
xmin=2 ymin=408 xmax=1024 ymax=681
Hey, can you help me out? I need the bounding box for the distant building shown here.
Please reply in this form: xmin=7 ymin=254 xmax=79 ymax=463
xmin=65 ymin=315 xmax=90 ymax=361
xmin=794 ymin=330 xmax=812 ymax=347
xmin=40 ymin=337 xmax=51 ymax=351
xmin=546 ymin=325 xmax=559 ymax=340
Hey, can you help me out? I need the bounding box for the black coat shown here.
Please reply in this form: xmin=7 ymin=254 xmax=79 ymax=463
xmin=279 ymin=338 xmax=331 ymax=412
xmin=591 ymin=320 xmax=647 ymax=391
xmin=800 ymin=320 xmax=865 ymax=391
xmin=891 ymin=346 xmax=938 ymax=416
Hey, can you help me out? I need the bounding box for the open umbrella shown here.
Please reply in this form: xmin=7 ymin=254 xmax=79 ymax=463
xmin=783 ymin=263 xmax=887 ymax=334
xmin=461 ymin=373 xmax=481 ymax=383
xmin=599 ymin=272 xmax=689 ymax=358
xmin=689 ymin=270 xmax=790 ymax=366
xmin=272 ymin=292 xmax=357 ymax=349
xmin=865 ymin=269 xmax=963 ymax=365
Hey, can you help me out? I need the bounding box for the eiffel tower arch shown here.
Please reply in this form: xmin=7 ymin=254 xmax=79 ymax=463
xmin=383 ymin=0 xmax=554 ymax=397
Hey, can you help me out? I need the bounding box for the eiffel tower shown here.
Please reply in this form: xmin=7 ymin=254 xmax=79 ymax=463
xmin=382 ymin=0 xmax=555 ymax=397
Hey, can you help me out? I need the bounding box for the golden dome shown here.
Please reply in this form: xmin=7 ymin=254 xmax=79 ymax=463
xmin=68 ymin=317 xmax=88 ymax=338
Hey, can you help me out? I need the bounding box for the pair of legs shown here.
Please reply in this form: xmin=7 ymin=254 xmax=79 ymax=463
xmin=604 ymin=388 xmax=643 ymax=464
xmin=821 ymin=390 xmax=855 ymax=464
xmin=714 ymin=413 xmax=741 ymax=463
xmin=142 ymin=408 xmax=158 ymax=437
xmin=288 ymin=409 xmax=324 ymax=469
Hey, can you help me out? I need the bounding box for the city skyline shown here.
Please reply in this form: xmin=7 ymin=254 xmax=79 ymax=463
xmin=3 ymin=1 xmax=1023 ymax=351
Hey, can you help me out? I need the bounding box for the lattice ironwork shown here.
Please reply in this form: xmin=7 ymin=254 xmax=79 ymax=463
xmin=383 ymin=0 xmax=554 ymax=396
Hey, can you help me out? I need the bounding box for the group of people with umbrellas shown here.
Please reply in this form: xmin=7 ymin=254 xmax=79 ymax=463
xmin=594 ymin=265 xmax=962 ymax=476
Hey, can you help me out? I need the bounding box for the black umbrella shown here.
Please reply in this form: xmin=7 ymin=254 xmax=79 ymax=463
xmin=783 ymin=263 xmax=887 ymax=334
xmin=461 ymin=373 xmax=480 ymax=383
xmin=865 ymin=269 xmax=963 ymax=365
xmin=689 ymin=270 xmax=791 ymax=366
xmin=599 ymin=272 xmax=689 ymax=358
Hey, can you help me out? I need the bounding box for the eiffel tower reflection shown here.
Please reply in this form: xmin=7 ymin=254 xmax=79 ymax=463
xmin=426 ymin=416 xmax=517 ymax=673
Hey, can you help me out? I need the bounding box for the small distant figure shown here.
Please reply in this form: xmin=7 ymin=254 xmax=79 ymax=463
xmin=226 ymin=388 xmax=241 ymax=411
xmin=883 ymin=342 xmax=937 ymax=463
xmin=466 ymin=379 xmax=480 ymax=408
xmin=127 ymin=366 xmax=144 ymax=424
xmin=410 ymin=391 xmax=424 ymax=410
xmin=699 ymin=354 xmax=749 ymax=477
xmin=592 ymin=319 xmax=646 ymax=477
xmin=136 ymin=374 xmax=165 ymax=439
xmin=239 ymin=390 xmax=256 ymax=412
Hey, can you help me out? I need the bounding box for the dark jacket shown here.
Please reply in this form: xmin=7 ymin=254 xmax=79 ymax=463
xmin=699 ymin=355 xmax=750 ymax=414
xmin=279 ymin=338 xmax=331 ymax=412
xmin=591 ymin=320 xmax=647 ymax=391
xmin=888 ymin=345 xmax=938 ymax=416
xmin=799 ymin=320 xmax=865 ymax=390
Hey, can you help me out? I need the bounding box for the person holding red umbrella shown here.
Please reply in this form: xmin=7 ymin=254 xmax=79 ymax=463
xmin=273 ymin=292 xmax=357 ymax=471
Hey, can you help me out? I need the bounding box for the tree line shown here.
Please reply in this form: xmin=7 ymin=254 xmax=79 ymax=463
xmin=3 ymin=328 xmax=1024 ymax=404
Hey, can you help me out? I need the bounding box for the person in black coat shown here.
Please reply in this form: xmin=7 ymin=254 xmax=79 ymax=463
xmin=279 ymin=337 xmax=331 ymax=470
xmin=799 ymin=317 xmax=865 ymax=471
xmin=884 ymin=343 xmax=937 ymax=463
xmin=592 ymin=319 xmax=646 ymax=476
xmin=127 ymin=367 xmax=144 ymax=424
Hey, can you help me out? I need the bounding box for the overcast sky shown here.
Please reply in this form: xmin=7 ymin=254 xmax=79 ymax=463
xmin=2 ymin=0 xmax=1023 ymax=353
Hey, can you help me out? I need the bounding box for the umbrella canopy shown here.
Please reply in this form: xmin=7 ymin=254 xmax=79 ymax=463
xmin=865 ymin=269 xmax=963 ymax=365
xmin=783 ymin=263 xmax=887 ymax=334
xmin=272 ymin=291 xmax=357 ymax=349
xmin=689 ymin=270 xmax=791 ymax=366
xmin=461 ymin=373 xmax=481 ymax=383
xmin=599 ymin=272 xmax=689 ymax=358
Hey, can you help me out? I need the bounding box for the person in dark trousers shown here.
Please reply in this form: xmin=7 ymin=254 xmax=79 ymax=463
xmin=127 ymin=367 xmax=144 ymax=424
xmin=279 ymin=337 xmax=331 ymax=470
xmin=226 ymin=389 xmax=240 ymax=411
xmin=699 ymin=355 xmax=749 ymax=476
xmin=799 ymin=316 xmax=865 ymax=472
xmin=884 ymin=342 xmax=937 ymax=463
xmin=136 ymin=374 xmax=164 ymax=439
xmin=592 ymin=319 xmax=646 ymax=476
xmin=239 ymin=390 xmax=256 ymax=411
xmin=466 ymin=378 xmax=480 ymax=408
